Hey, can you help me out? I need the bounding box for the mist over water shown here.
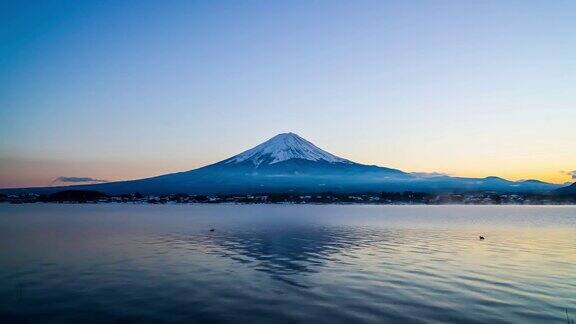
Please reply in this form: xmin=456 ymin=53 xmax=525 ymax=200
xmin=0 ymin=204 xmax=575 ymax=323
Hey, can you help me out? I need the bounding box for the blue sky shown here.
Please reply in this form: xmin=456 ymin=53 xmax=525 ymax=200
xmin=1 ymin=0 xmax=575 ymax=187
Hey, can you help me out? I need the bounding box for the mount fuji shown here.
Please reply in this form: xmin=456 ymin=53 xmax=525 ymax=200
xmin=1 ymin=132 xmax=561 ymax=195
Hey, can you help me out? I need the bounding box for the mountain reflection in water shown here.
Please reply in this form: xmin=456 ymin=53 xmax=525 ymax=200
xmin=0 ymin=204 xmax=575 ymax=323
xmin=164 ymin=226 xmax=400 ymax=286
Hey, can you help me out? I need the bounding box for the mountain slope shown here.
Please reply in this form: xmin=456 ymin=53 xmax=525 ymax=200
xmin=0 ymin=133 xmax=562 ymax=195
xmin=555 ymin=182 xmax=576 ymax=195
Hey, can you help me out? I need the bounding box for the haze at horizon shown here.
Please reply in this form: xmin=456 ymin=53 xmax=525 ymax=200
xmin=1 ymin=0 xmax=575 ymax=188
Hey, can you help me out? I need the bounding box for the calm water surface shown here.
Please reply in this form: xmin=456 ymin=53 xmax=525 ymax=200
xmin=0 ymin=204 xmax=575 ymax=323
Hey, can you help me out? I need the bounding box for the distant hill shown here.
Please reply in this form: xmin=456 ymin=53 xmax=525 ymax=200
xmin=555 ymin=182 xmax=576 ymax=195
xmin=0 ymin=133 xmax=562 ymax=195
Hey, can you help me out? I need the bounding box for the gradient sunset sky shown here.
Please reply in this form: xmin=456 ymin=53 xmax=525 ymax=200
xmin=1 ymin=0 xmax=575 ymax=188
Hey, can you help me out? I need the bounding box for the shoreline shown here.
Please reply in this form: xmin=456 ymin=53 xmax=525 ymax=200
xmin=2 ymin=201 xmax=575 ymax=206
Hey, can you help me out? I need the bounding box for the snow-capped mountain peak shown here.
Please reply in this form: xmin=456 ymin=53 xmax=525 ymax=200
xmin=224 ymin=132 xmax=351 ymax=166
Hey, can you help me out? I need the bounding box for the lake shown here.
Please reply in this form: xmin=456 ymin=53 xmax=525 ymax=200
xmin=0 ymin=204 xmax=574 ymax=323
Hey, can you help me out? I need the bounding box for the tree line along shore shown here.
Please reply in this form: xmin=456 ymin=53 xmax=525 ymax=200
xmin=1 ymin=190 xmax=575 ymax=205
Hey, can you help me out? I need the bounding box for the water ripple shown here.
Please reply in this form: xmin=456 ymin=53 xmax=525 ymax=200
xmin=0 ymin=204 xmax=575 ymax=323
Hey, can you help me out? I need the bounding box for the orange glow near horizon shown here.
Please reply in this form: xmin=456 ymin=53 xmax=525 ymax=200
xmin=0 ymin=153 xmax=573 ymax=189
xmin=2 ymin=1 xmax=575 ymax=190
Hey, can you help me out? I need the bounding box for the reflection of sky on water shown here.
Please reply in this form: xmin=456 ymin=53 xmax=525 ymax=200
xmin=162 ymin=219 xmax=576 ymax=293
xmin=0 ymin=204 xmax=575 ymax=323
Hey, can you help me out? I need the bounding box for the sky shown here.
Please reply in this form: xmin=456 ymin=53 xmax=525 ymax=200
xmin=1 ymin=0 xmax=575 ymax=188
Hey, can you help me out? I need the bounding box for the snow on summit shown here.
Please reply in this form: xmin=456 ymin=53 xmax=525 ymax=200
xmin=224 ymin=133 xmax=351 ymax=166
